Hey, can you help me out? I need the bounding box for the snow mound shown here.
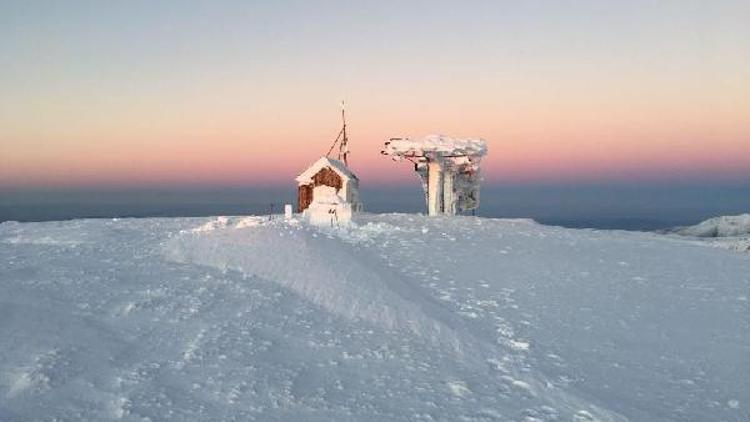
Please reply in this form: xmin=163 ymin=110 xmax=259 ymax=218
xmin=166 ymin=218 xmax=468 ymax=352
xmin=666 ymin=214 xmax=750 ymax=252
xmin=165 ymin=217 xmax=626 ymax=421
xmin=670 ymin=214 xmax=750 ymax=237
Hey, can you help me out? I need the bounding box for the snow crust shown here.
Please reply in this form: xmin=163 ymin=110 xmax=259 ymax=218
xmin=1 ymin=215 xmax=748 ymax=421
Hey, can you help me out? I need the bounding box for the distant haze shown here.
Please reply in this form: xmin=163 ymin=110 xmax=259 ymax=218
xmin=2 ymin=184 xmax=749 ymax=231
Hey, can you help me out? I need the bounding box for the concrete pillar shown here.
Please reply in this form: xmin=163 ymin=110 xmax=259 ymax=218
xmin=427 ymin=161 xmax=443 ymax=216
xmin=443 ymin=170 xmax=455 ymax=215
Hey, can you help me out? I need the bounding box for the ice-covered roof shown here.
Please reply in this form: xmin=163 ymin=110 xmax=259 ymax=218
xmin=295 ymin=156 xmax=358 ymax=185
xmin=383 ymin=134 xmax=487 ymax=158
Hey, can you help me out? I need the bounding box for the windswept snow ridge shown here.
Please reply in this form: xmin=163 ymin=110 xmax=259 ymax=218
xmin=166 ymin=217 xmax=469 ymax=353
xmin=667 ymin=214 xmax=750 ymax=252
xmin=1 ymin=215 xmax=748 ymax=421
xmin=166 ymin=217 xmax=624 ymax=421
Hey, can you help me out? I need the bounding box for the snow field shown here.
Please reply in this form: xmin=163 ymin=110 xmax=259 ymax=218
xmin=0 ymin=214 xmax=748 ymax=421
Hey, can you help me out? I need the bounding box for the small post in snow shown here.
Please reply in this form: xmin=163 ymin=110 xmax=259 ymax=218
xmin=284 ymin=204 xmax=293 ymax=220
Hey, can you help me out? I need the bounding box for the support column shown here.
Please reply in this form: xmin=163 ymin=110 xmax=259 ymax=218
xmin=427 ymin=161 xmax=443 ymax=216
xmin=443 ymin=170 xmax=455 ymax=215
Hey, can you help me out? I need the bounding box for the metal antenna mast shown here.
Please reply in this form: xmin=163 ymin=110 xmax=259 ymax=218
xmin=325 ymin=101 xmax=350 ymax=166
xmin=339 ymin=101 xmax=348 ymax=166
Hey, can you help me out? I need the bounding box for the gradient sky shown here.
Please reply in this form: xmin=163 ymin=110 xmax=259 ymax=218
xmin=1 ymin=0 xmax=748 ymax=189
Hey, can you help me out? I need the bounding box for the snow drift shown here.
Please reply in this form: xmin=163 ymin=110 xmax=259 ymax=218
xmin=666 ymin=214 xmax=750 ymax=252
xmin=669 ymin=214 xmax=750 ymax=237
xmin=166 ymin=217 xmax=469 ymax=353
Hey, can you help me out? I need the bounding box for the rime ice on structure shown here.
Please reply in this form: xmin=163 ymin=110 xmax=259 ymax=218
xmin=294 ymin=104 xmax=362 ymax=227
xmin=305 ymin=185 xmax=353 ymax=227
xmin=295 ymin=157 xmax=361 ymax=227
xmin=382 ymin=134 xmax=487 ymax=216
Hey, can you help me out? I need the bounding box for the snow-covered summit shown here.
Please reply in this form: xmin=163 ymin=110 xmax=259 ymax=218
xmin=1 ymin=215 xmax=748 ymax=421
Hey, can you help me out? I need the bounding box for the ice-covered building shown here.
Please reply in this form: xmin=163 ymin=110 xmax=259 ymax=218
xmin=295 ymin=157 xmax=362 ymax=225
xmin=382 ymin=134 xmax=487 ymax=216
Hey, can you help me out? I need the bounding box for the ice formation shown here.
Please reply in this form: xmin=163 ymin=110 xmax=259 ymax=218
xmin=383 ymin=135 xmax=487 ymax=157
xmin=382 ymin=134 xmax=487 ymax=216
xmin=295 ymin=156 xmax=363 ymax=214
xmin=304 ymin=185 xmax=353 ymax=227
